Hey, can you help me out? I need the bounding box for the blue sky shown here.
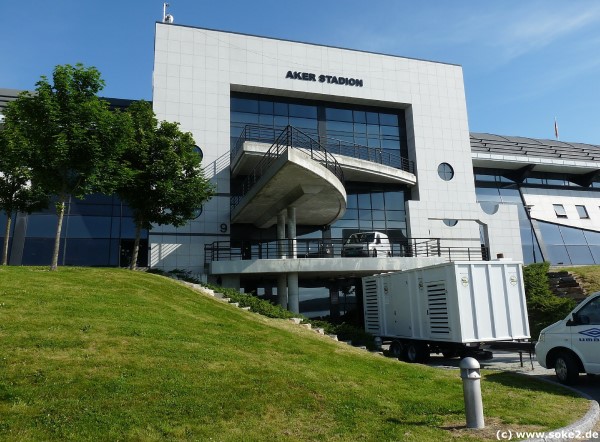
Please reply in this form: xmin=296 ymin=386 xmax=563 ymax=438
xmin=1 ymin=1 xmax=599 ymax=144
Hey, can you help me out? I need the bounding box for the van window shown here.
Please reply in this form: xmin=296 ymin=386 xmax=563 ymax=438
xmin=360 ymin=233 xmax=375 ymax=243
xmin=577 ymin=297 xmax=600 ymax=325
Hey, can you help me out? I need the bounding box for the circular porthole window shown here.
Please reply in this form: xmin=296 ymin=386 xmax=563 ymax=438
xmin=194 ymin=145 xmax=203 ymax=160
xmin=193 ymin=206 xmax=203 ymax=219
xmin=437 ymin=163 xmax=454 ymax=181
xmin=443 ymin=219 xmax=458 ymax=227
xmin=480 ymin=202 xmax=499 ymax=215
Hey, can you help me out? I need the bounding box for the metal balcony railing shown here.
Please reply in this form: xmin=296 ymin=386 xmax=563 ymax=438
xmin=232 ymin=124 xmax=414 ymax=174
xmin=204 ymin=237 xmax=489 ymax=265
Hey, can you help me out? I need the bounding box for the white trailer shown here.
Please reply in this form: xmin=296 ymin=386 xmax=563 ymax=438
xmin=362 ymin=261 xmax=530 ymax=362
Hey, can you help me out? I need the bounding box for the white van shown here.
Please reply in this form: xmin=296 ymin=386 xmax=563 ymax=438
xmin=535 ymin=291 xmax=600 ymax=384
xmin=341 ymin=231 xmax=392 ymax=257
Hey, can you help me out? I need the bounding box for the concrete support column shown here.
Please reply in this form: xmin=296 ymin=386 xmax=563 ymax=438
xmin=277 ymin=274 xmax=287 ymax=309
xmin=287 ymin=272 xmax=299 ymax=314
xmin=329 ymin=286 xmax=340 ymax=320
xmin=221 ymin=274 xmax=241 ymax=290
xmin=287 ymin=206 xmax=297 ymax=259
xmin=277 ymin=212 xmax=286 ymax=259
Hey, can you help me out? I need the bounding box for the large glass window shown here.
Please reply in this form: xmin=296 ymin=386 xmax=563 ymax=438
xmin=230 ymin=92 xmax=408 ymax=167
xmin=537 ymin=220 xmax=600 ymax=266
xmin=475 ymin=168 xmax=600 ymax=266
xmin=17 ymin=194 xmax=149 ymax=267
xmin=329 ymin=185 xmax=408 ymax=243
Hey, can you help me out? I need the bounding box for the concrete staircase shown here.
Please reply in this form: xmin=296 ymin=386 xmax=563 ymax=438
xmin=547 ymin=270 xmax=587 ymax=302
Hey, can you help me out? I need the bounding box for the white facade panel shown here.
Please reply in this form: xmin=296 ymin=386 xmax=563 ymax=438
xmin=151 ymin=23 xmax=522 ymax=274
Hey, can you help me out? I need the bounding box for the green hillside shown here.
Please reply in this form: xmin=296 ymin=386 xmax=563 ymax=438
xmin=0 ymin=267 xmax=588 ymax=441
xmin=565 ymin=265 xmax=600 ymax=294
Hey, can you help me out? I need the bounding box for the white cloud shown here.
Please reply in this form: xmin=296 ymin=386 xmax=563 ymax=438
xmin=342 ymin=2 xmax=600 ymax=68
xmin=496 ymin=6 xmax=600 ymax=62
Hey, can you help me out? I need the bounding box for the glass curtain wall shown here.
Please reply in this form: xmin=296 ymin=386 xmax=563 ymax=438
xmin=230 ymin=92 xmax=408 ymax=164
xmin=330 ymin=185 xmax=408 ymax=242
xmin=475 ymin=168 xmax=600 ymax=265
xmin=4 ymin=194 xmax=148 ymax=267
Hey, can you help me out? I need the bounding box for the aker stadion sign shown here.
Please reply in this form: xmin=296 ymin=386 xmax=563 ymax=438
xmin=286 ymin=71 xmax=364 ymax=87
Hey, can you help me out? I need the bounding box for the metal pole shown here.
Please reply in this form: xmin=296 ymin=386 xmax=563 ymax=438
xmin=525 ymin=205 xmax=537 ymax=263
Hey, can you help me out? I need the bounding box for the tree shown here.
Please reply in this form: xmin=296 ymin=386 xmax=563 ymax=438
xmin=118 ymin=100 xmax=213 ymax=270
xmin=5 ymin=64 xmax=132 ymax=270
xmin=0 ymin=125 xmax=48 ymax=265
xmin=523 ymin=262 xmax=576 ymax=338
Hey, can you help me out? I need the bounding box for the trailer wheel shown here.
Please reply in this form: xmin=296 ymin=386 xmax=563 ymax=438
xmin=388 ymin=341 xmax=403 ymax=359
xmin=555 ymin=352 xmax=580 ymax=385
xmin=403 ymin=341 xmax=430 ymax=364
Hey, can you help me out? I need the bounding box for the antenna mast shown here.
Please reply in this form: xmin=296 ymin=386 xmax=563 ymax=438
xmin=163 ymin=3 xmax=174 ymax=23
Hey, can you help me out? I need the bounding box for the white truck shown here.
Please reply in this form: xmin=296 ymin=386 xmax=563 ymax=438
xmin=535 ymin=291 xmax=600 ymax=385
xmin=363 ymin=261 xmax=530 ymax=362
xmin=342 ymin=231 xmax=392 ymax=257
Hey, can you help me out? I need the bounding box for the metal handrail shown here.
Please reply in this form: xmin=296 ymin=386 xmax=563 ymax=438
xmin=232 ymin=124 xmax=414 ymax=173
xmin=321 ymin=137 xmax=414 ymax=173
xmin=231 ymin=125 xmax=344 ymax=210
xmin=204 ymin=237 xmax=489 ymax=264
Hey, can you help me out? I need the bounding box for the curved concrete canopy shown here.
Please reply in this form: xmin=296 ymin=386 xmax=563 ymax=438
xmin=232 ymin=141 xmax=416 ymax=185
xmin=231 ymin=148 xmax=347 ymax=228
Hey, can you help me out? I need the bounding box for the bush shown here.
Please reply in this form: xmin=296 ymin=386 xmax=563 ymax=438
xmin=203 ymin=284 xmax=375 ymax=348
xmin=204 ymin=284 xmax=298 ymax=320
xmin=146 ymin=268 xmax=202 ymax=284
xmin=309 ymin=319 xmax=376 ymax=350
xmin=523 ymin=262 xmax=576 ymax=339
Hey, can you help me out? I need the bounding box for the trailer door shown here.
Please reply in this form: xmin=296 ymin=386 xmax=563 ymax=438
xmin=389 ymin=273 xmax=412 ymax=337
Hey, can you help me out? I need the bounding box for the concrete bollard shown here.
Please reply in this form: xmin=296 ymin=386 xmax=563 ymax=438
xmin=459 ymin=357 xmax=485 ymax=429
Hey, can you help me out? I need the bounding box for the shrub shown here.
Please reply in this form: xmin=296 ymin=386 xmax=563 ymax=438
xmin=523 ymin=262 xmax=576 ymax=339
xmin=203 ymin=284 xmax=375 ymax=347
xmin=204 ymin=284 xmax=298 ymax=320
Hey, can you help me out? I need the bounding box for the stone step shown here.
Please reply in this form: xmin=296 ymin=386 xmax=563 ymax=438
xmin=552 ymin=281 xmax=580 ymax=288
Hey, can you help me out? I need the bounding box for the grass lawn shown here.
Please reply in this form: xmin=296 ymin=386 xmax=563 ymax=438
xmin=0 ymin=267 xmax=590 ymax=441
